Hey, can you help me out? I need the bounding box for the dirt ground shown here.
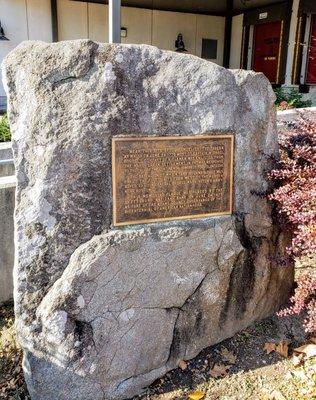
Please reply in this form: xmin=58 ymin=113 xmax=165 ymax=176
xmin=134 ymin=314 xmax=315 ymax=400
xmin=0 ymin=301 xmax=315 ymax=400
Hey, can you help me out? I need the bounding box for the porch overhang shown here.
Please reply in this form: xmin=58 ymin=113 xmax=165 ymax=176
xmin=72 ymin=0 xmax=289 ymax=17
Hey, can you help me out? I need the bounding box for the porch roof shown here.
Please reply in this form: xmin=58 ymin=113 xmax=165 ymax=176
xmin=72 ymin=0 xmax=288 ymax=16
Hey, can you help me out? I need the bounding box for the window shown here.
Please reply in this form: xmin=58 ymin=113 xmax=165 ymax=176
xmin=201 ymin=39 xmax=217 ymax=60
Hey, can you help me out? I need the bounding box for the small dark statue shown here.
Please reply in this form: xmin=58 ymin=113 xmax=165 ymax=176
xmin=175 ymin=33 xmax=187 ymax=52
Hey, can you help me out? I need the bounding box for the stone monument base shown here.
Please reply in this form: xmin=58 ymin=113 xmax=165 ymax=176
xmin=27 ymin=219 xmax=292 ymax=400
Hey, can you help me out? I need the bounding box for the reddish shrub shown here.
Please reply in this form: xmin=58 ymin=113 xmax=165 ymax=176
xmin=268 ymin=111 xmax=316 ymax=333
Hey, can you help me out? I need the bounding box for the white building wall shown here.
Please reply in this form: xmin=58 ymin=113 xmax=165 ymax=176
xmin=0 ymin=0 xmax=28 ymax=97
xmin=121 ymin=7 xmax=152 ymax=45
xmin=196 ymin=15 xmax=225 ymax=65
xmin=0 ymin=0 xmax=226 ymax=97
xmin=57 ymin=0 xmax=225 ymax=63
xmin=229 ymin=14 xmax=243 ymax=69
xmin=152 ymin=10 xmax=197 ymax=54
xmin=0 ymin=0 xmax=52 ymax=96
xmin=85 ymin=3 xmax=152 ymax=44
xmin=88 ymin=3 xmax=108 ymax=42
xmin=57 ymin=0 xmax=88 ymax=40
xmin=27 ymin=0 xmax=52 ymax=41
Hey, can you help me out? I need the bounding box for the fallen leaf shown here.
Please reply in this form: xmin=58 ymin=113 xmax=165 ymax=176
xmin=264 ymin=340 xmax=289 ymax=357
xmin=210 ymin=363 xmax=231 ymax=378
xmin=294 ymin=343 xmax=316 ymax=359
xmin=178 ymin=360 xmax=188 ymax=370
xmin=220 ymin=347 xmax=237 ymax=364
xmin=292 ymin=353 xmax=304 ymax=367
xmin=270 ymin=389 xmax=286 ymax=400
xmin=284 ymin=370 xmax=293 ymax=380
xmin=275 ymin=340 xmax=289 ymax=358
xmin=292 ymin=369 xmax=308 ymax=381
xmin=264 ymin=342 xmax=276 ymax=354
xmin=188 ymin=390 xmax=205 ymax=400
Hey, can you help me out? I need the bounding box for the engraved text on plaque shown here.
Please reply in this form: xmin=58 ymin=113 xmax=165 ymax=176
xmin=112 ymin=135 xmax=234 ymax=226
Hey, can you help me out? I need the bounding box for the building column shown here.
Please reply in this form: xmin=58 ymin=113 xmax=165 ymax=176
xmin=51 ymin=0 xmax=58 ymax=42
xmin=109 ymin=0 xmax=121 ymax=44
xmin=223 ymin=0 xmax=233 ymax=68
xmin=284 ymin=0 xmax=300 ymax=85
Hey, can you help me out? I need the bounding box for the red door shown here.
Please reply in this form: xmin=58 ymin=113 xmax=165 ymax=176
xmin=252 ymin=21 xmax=282 ymax=83
xmin=306 ymin=15 xmax=316 ymax=84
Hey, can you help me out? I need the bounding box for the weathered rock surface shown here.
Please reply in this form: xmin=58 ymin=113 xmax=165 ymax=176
xmin=2 ymin=40 xmax=293 ymax=400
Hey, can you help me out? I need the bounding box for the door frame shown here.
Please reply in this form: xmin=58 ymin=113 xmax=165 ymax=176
xmin=300 ymin=13 xmax=316 ymax=85
xmin=240 ymin=1 xmax=292 ymax=85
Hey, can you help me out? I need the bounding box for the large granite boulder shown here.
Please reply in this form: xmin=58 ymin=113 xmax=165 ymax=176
xmin=2 ymin=40 xmax=293 ymax=400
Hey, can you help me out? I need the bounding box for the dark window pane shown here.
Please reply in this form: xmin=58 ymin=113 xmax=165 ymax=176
xmin=201 ymin=39 xmax=217 ymax=59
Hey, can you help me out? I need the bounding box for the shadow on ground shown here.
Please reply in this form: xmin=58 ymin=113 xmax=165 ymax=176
xmin=0 ymin=301 xmax=312 ymax=400
xmin=133 ymin=313 xmax=310 ymax=400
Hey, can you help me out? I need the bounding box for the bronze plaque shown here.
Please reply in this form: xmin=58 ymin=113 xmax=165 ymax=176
xmin=112 ymin=135 xmax=234 ymax=226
